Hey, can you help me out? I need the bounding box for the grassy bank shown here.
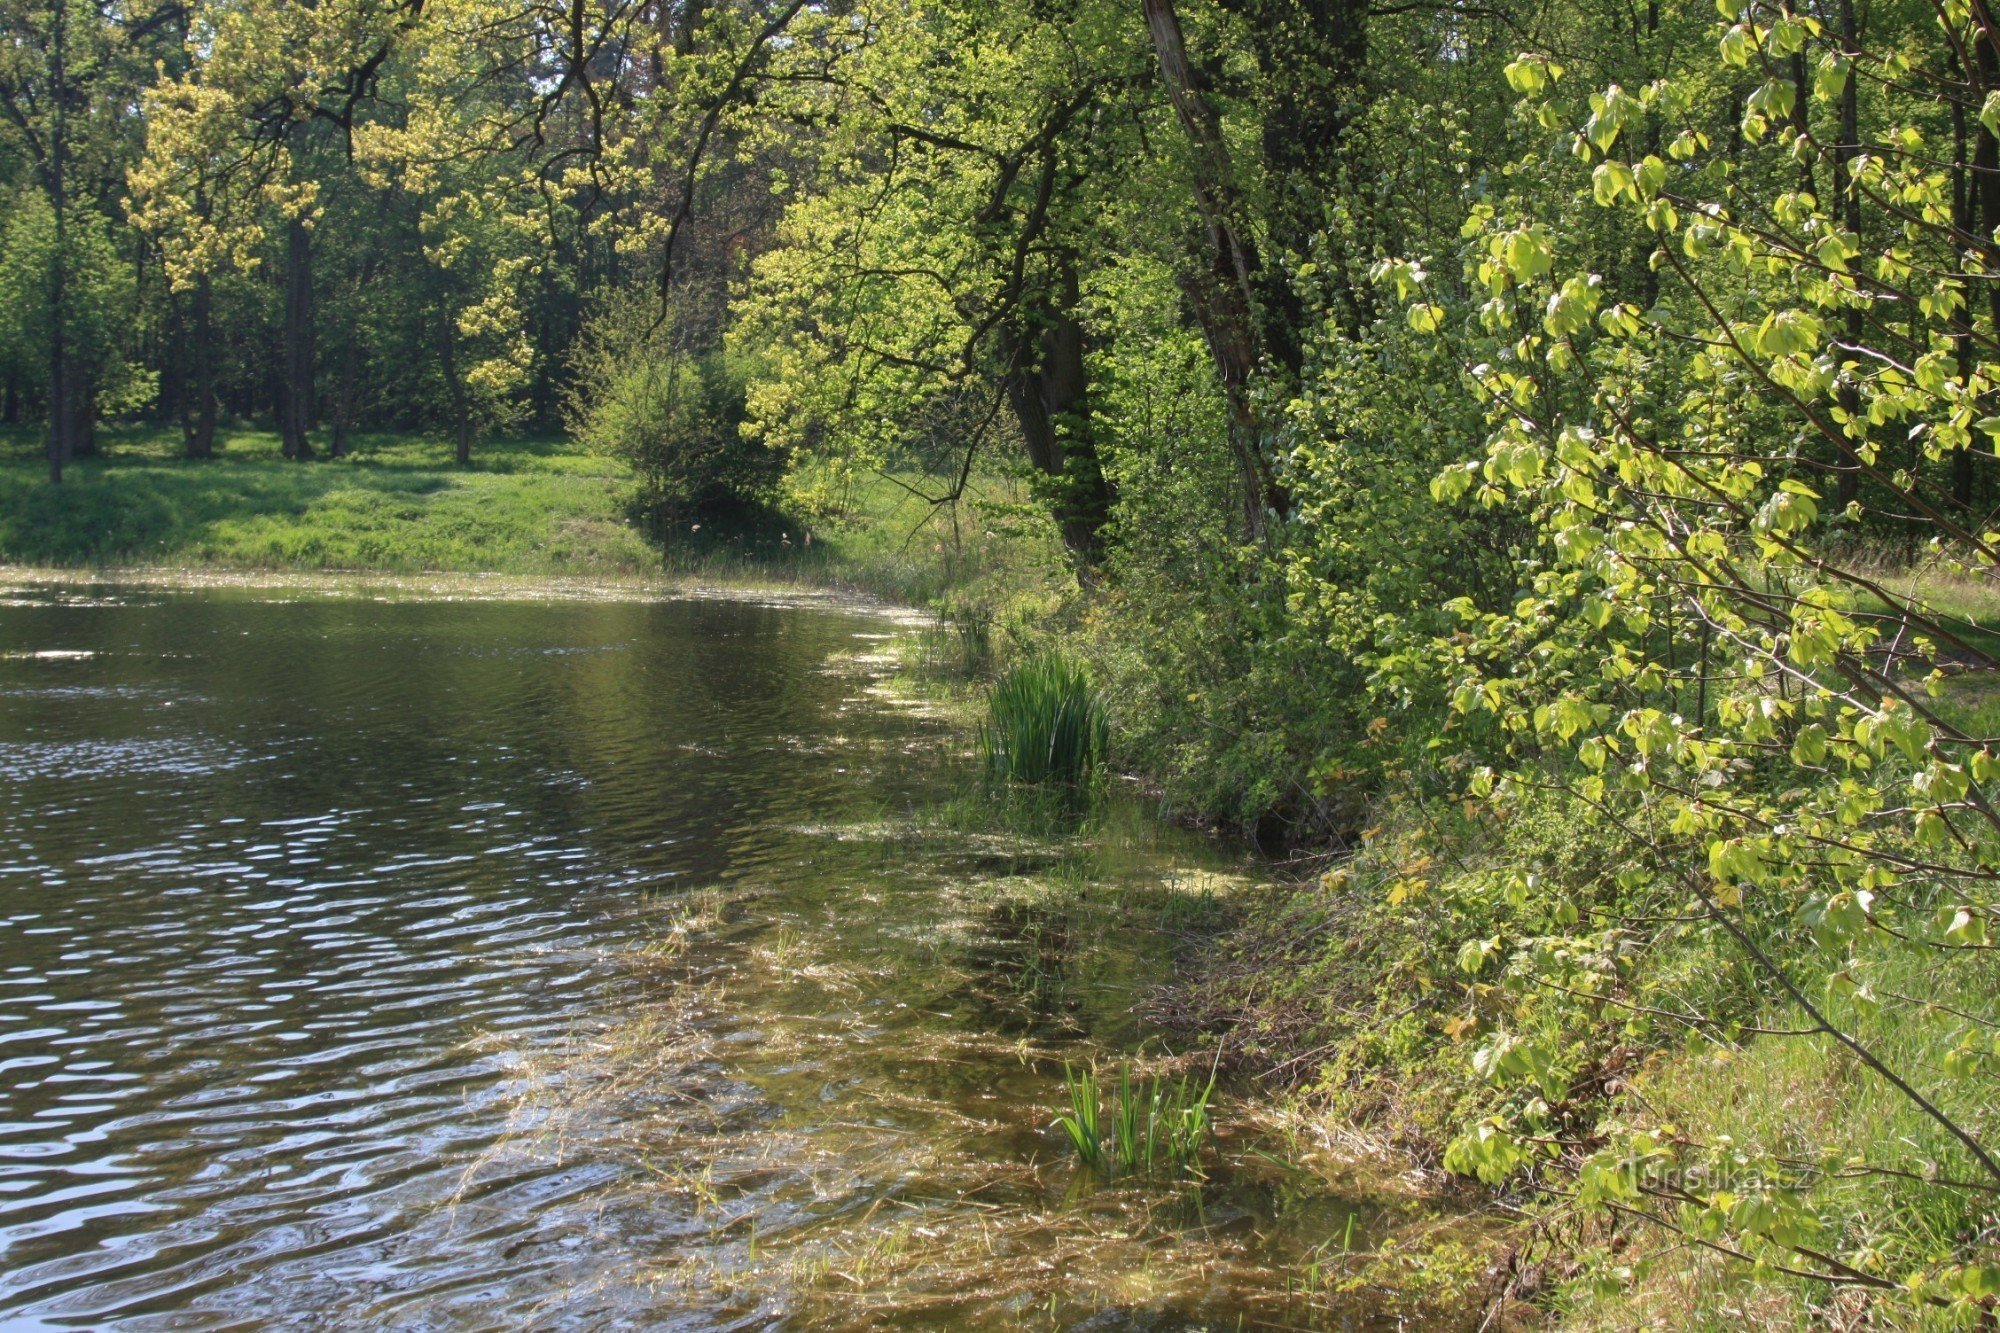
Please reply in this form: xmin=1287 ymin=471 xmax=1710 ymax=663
xmin=0 ymin=426 xmax=660 ymax=574
xmin=0 ymin=428 xmax=1070 ymax=606
xmin=1156 ymin=660 xmax=2000 ymax=1328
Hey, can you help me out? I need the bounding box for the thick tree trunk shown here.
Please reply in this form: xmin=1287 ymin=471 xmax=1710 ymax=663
xmin=71 ymin=384 xmax=96 ymax=458
xmin=1975 ymin=13 xmax=2000 ymax=512
xmin=328 ymin=332 xmax=358 ymax=459
xmin=46 ymin=354 xmax=69 ymax=483
xmin=1225 ymin=0 xmax=1369 ymax=354
xmin=666 ymin=0 xmax=702 ymax=56
xmin=281 ymin=215 xmax=315 ymax=460
xmin=2 ymin=374 xmax=18 ymax=424
xmin=1003 ymin=353 xmax=1060 ymax=478
xmin=185 ymin=273 xmax=217 ymax=459
xmin=328 ymin=242 xmax=381 ymax=460
xmin=158 ymin=266 xmax=182 ymax=431
xmin=45 ymin=0 xmax=68 ymax=484
xmin=1954 ymin=47 xmax=1976 ymax=510
xmin=1000 ymin=262 xmax=1115 ymax=565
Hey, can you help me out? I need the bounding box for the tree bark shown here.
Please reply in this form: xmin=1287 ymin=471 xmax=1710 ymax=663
xmin=185 ymin=272 xmax=217 ymax=459
xmin=438 ymin=313 xmax=472 ymax=465
xmin=46 ymin=0 xmax=68 ymax=483
xmin=1953 ymin=46 xmax=1975 ymax=509
xmin=1833 ymin=0 xmax=1861 ymax=512
xmin=1975 ymin=9 xmax=2000 ymax=512
xmin=281 ymin=214 xmax=315 ymax=460
xmin=329 ymin=330 xmax=358 ymax=459
xmin=157 ymin=249 xmax=181 ymax=432
xmin=328 ymin=240 xmax=381 ymax=460
xmin=1000 ymin=260 xmax=1114 ymax=565
xmin=665 ymin=0 xmax=702 ymax=56
xmin=1222 ymin=0 xmax=1369 ymax=353
xmin=1141 ymin=0 xmax=1286 ymax=539
xmin=71 ymin=382 xmax=96 ymax=458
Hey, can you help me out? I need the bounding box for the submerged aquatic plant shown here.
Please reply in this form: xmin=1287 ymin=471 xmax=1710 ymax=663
xmin=1053 ymin=1062 xmax=1215 ymax=1179
xmin=980 ymin=654 xmax=1108 ymax=788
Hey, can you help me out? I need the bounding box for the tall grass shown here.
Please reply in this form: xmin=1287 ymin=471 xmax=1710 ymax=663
xmin=980 ymin=654 xmax=1108 ymax=787
xmin=1053 ymin=1062 xmax=1215 ymax=1179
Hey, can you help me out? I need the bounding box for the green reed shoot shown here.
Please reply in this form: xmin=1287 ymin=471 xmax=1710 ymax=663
xmin=1053 ymin=1061 xmax=1215 ymax=1179
xmin=917 ymin=603 xmax=994 ymax=677
xmin=1055 ymin=1063 xmax=1107 ymax=1171
xmin=980 ymin=654 xmax=1108 ymax=787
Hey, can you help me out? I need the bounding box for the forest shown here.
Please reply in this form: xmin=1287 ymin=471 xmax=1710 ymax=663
xmin=5 ymin=0 xmax=2000 ymax=1324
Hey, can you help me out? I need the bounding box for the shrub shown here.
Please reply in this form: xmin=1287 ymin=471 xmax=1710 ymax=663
xmin=566 ymin=292 xmax=778 ymax=536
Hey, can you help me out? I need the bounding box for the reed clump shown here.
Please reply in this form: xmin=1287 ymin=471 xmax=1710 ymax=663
xmin=1053 ymin=1062 xmax=1214 ymax=1179
xmin=980 ymin=654 xmax=1108 ymax=788
xmin=916 ymin=602 xmax=995 ymax=678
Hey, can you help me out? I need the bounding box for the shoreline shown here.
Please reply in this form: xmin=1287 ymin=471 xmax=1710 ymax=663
xmin=0 ymin=561 xmax=930 ymax=619
xmin=0 ymin=551 xmax=1518 ymax=1322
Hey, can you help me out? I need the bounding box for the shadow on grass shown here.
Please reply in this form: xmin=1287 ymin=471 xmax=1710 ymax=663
xmin=0 ymin=425 xmax=599 ymax=474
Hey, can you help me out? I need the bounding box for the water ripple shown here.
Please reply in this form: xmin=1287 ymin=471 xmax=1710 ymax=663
xmin=0 ymin=593 xmax=920 ymax=1326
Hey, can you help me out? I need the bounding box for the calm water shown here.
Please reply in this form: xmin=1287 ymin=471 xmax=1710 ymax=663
xmin=0 ymin=583 xmax=1405 ymax=1329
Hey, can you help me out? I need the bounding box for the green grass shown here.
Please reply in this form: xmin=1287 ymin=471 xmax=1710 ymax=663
xmin=1562 ymin=939 xmax=2000 ymax=1329
xmin=0 ymin=425 xmax=660 ymax=574
xmin=1835 ymin=552 xmax=2000 ymax=664
xmin=0 ymin=427 xmax=1079 ymax=618
xmin=913 ymin=602 xmax=996 ymax=679
xmin=654 ymin=457 xmax=1073 ymax=613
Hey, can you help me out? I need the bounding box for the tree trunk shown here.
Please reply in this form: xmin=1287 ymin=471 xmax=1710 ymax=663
xmin=185 ymin=272 xmax=217 ymax=459
xmin=1953 ymin=47 xmax=1976 ymax=510
xmin=1141 ymin=0 xmax=1287 ymax=539
xmin=329 ymin=331 xmax=358 ymax=459
xmin=1000 ymin=261 xmax=1115 ymax=566
xmin=1975 ymin=12 xmax=2000 ymax=513
xmin=45 ymin=0 xmax=68 ymax=484
xmin=3 ymin=374 xmax=18 ymax=424
xmin=281 ymin=215 xmax=315 ymax=460
xmin=328 ymin=240 xmax=381 ymax=460
xmin=1003 ymin=348 xmax=1060 ymax=478
xmin=1225 ymin=0 xmax=1369 ymax=352
xmin=666 ymin=0 xmax=703 ymax=56
xmin=438 ymin=314 xmax=472 ymax=465
xmin=158 ymin=259 xmax=182 ymax=431
xmin=1833 ymin=0 xmax=1861 ymax=512
xmin=71 ymin=383 xmax=96 ymax=458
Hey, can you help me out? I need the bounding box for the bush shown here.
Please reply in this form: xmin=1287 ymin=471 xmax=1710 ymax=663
xmin=566 ymin=292 xmax=778 ymax=536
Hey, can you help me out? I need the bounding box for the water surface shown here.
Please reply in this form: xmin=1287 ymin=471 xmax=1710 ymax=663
xmin=0 ymin=584 xmax=1412 ymax=1328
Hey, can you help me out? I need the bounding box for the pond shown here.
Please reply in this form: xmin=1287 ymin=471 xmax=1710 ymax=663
xmin=0 ymin=583 xmax=1429 ymax=1328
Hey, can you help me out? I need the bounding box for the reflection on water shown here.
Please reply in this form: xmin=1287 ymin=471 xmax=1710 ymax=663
xmin=0 ymin=585 xmax=1415 ymax=1328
